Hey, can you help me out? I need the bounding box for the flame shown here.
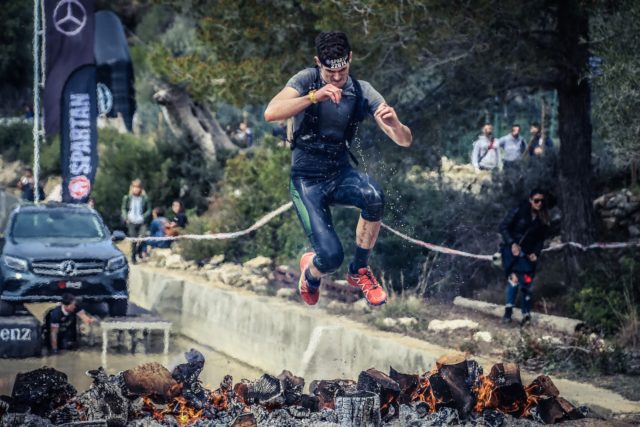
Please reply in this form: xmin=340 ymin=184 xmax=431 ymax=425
xmin=473 ymin=374 xmax=497 ymax=412
xmin=173 ymin=396 xmax=204 ymax=426
xmin=209 ymin=387 xmax=230 ymax=411
xmin=522 ymin=383 xmax=544 ymax=417
xmin=142 ymin=395 xmax=204 ymax=425
xmin=409 ymin=372 xmax=440 ymax=413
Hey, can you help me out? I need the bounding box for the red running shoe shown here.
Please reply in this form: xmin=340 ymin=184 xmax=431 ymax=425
xmin=298 ymin=252 xmax=320 ymax=305
xmin=346 ymin=267 xmax=387 ymax=306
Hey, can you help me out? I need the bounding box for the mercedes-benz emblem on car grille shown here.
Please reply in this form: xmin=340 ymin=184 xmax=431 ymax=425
xmin=61 ymin=260 xmax=77 ymax=276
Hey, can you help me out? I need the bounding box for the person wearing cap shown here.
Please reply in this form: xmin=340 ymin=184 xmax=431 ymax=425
xmin=264 ymin=31 xmax=412 ymax=307
xmin=498 ymin=188 xmax=551 ymax=326
xmin=43 ymin=294 xmax=95 ymax=354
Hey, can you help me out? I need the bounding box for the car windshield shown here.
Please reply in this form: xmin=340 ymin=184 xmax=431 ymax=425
xmin=11 ymin=211 xmax=105 ymax=241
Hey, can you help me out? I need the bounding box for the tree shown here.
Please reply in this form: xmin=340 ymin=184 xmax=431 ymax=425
xmin=146 ymin=1 xmax=602 ymax=283
xmin=592 ymin=0 xmax=640 ymax=186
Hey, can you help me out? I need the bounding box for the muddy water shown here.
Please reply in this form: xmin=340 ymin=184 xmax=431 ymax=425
xmin=0 ymin=335 xmax=263 ymax=395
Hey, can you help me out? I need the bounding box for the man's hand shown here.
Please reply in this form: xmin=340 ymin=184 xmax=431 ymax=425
xmin=374 ymin=103 xmax=400 ymax=127
xmin=374 ymin=103 xmax=412 ymax=147
xmin=528 ymin=253 xmax=538 ymax=262
xmin=316 ymin=84 xmax=342 ymax=104
xmin=511 ymin=243 xmax=521 ymax=256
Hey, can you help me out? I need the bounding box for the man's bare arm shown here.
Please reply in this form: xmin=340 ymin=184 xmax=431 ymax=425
xmin=264 ymin=84 xmax=344 ymax=122
xmin=77 ymin=310 xmax=95 ymax=325
xmin=50 ymin=325 xmax=59 ymax=352
xmin=373 ymin=103 xmax=412 ymax=147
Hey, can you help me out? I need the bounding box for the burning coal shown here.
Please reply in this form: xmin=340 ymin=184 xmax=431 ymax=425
xmin=0 ymin=352 xmax=590 ymax=426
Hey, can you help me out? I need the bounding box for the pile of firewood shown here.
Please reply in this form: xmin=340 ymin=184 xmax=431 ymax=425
xmin=0 ymin=352 xmax=591 ymax=426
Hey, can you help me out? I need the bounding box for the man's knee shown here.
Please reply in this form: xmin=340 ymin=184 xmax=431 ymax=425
xmin=360 ymin=184 xmax=385 ymax=221
xmin=314 ymin=247 xmax=344 ymax=274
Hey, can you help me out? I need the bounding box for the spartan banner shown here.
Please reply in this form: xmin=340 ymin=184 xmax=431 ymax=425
xmin=60 ymin=65 xmax=98 ymax=203
xmin=44 ymin=0 xmax=95 ymax=136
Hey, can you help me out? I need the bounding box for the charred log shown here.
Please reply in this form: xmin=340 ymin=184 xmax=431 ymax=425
xmin=335 ymin=390 xmax=381 ymax=427
xmin=486 ymin=363 xmax=527 ymax=417
xmin=533 ymin=396 xmax=584 ymax=424
xmin=357 ymin=368 xmax=400 ymax=419
xmin=388 ymin=367 xmax=419 ymax=405
xmin=76 ymin=368 xmax=129 ymax=426
xmin=525 ymin=375 xmax=559 ymax=398
xmin=309 ymin=379 xmax=357 ymax=410
xmin=437 ymin=356 xmax=476 ymax=420
xmin=172 ymin=349 xmax=208 ymax=409
xmin=122 ymin=362 xmax=179 ymax=403
xmin=276 ymin=370 xmax=304 ymax=406
xmin=11 ymin=367 xmax=77 ymax=417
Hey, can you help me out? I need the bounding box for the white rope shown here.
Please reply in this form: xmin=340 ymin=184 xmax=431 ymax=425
xmin=126 ymin=202 xmax=294 ymax=242
xmin=126 ymin=201 xmax=640 ymax=260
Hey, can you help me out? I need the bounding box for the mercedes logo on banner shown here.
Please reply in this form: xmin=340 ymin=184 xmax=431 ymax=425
xmin=97 ymin=83 xmax=113 ymax=116
xmin=60 ymin=260 xmax=77 ymax=276
xmin=53 ymin=0 xmax=87 ymax=36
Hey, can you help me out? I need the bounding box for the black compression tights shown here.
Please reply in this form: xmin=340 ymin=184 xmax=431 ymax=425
xmin=290 ymin=167 xmax=384 ymax=274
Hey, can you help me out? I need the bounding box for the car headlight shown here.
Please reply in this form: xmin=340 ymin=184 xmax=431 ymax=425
xmin=106 ymin=255 xmax=127 ymax=271
xmin=3 ymin=255 xmax=28 ymax=272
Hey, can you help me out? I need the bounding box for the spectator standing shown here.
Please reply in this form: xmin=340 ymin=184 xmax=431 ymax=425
xmin=471 ymin=124 xmax=502 ymax=172
xmin=42 ymin=294 xmax=95 ymax=354
xmin=526 ymin=122 xmax=553 ymax=157
xmin=121 ymin=179 xmax=151 ymax=264
xmin=498 ymin=188 xmax=550 ymax=326
xmin=17 ymin=168 xmax=45 ymax=202
xmin=498 ymin=124 xmax=526 ymax=166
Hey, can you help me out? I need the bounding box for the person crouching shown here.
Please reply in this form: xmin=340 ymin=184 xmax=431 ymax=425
xmin=498 ymin=188 xmax=550 ymax=326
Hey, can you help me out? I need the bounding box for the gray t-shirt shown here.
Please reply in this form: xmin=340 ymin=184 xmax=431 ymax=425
xmin=286 ymin=68 xmax=385 ymax=141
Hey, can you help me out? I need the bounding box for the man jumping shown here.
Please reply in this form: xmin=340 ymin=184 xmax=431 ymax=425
xmin=264 ymin=31 xmax=412 ymax=306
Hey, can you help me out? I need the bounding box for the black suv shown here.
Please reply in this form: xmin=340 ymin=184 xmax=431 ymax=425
xmin=0 ymin=203 xmax=129 ymax=316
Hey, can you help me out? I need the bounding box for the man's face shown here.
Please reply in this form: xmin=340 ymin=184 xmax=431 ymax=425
xmin=530 ymin=125 xmax=540 ymax=135
xmin=316 ymin=53 xmax=352 ymax=88
xmin=511 ymin=126 xmax=520 ymax=136
xmin=483 ymin=125 xmax=493 ymax=136
xmin=64 ymin=302 xmax=76 ymax=312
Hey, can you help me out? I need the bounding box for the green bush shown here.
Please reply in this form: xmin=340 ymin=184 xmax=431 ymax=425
xmin=573 ymin=256 xmax=639 ymax=336
xmin=0 ymin=123 xmax=60 ymax=178
xmin=0 ymin=122 xmax=33 ymax=164
xmin=92 ymin=129 xmax=171 ymax=228
xmin=179 ymin=136 xmax=308 ymax=264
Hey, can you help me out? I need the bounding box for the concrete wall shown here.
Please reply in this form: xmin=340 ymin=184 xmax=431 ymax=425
xmin=129 ymin=266 xmax=456 ymax=381
xmin=128 ymin=266 xmax=640 ymax=413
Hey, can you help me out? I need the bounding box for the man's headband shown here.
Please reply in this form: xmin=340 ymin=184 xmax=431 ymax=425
xmin=320 ymin=54 xmax=349 ymax=69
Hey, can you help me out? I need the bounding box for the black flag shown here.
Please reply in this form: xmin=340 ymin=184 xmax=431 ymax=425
xmin=94 ymin=10 xmax=136 ymax=131
xmin=60 ymin=65 xmax=98 ymax=203
xmin=44 ymin=0 xmax=95 ymax=136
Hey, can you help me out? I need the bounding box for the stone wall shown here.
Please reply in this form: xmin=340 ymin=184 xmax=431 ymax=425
xmin=594 ymin=189 xmax=640 ymax=237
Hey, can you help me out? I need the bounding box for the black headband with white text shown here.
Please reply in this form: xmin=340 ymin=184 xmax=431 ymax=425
xmin=320 ymin=54 xmax=349 ymax=69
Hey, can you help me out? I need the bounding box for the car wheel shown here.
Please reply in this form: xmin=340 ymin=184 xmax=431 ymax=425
xmin=108 ymin=299 xmax=128 ymax=317
xmin=0 ymin=300 xmax=15 ymax=316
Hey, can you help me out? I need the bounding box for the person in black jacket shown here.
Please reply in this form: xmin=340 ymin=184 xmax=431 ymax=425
xmin=499 ymin=188 xmax=550 ymax=325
